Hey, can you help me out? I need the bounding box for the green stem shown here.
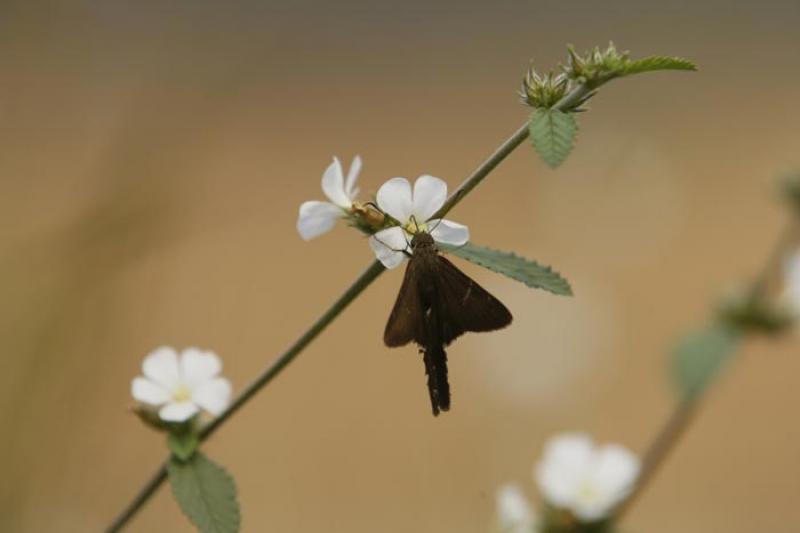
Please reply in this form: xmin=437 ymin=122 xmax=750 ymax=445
xmin=104 ymin=84 xmax=597 ymax=532
xmin=433 ymin=83 xmax=593 ymax=220
xmin=615 ymin=218 xmax=800 ymax=521
xmin=613 ymin=398 xmax=697 ymax=519
xmin=105 ymin=463 xmax=168 ymax=533
xmin=200 ymin=260 xmax=385 ymax=440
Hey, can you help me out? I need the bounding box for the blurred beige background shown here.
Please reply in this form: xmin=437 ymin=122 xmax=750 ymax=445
xmin=2 ymin=1 xmax=800 ymax=531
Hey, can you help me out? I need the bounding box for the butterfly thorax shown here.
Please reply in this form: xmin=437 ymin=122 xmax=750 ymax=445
xmin=410 ymin=231 xmax=437 ymax=254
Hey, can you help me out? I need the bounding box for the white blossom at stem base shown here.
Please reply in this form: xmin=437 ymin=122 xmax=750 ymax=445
xmin=535 ymin=433 xmax=639 ymax=523
xmin=131 ymin=346 xmax=232 ymax=423
xmin=496 ymin=484 xmax=537 ymax=533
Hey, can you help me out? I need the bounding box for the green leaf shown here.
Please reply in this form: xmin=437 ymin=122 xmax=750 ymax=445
xmin=168 ymin=452 xmax=241 ymax=533
xmin=528 ymin=108 xmax=578 ymax=168
xmin=442 ymin=243 xmax=572 ymax=296
xmin=673 ymin=325 xmax=740 ymax=399
xmin=168 ymin=431 xmax=200 ymax=462
xmin=619 ymin=56 xmax=697 ymax=77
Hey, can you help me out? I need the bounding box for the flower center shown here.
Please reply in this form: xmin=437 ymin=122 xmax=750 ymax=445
xmin=403 ymin=220 xmax=428 ymax=234
xmin=172 ymin=384 xmax=192 ymax=402
xmin=575 ymin=481 xmax=601 ymax=505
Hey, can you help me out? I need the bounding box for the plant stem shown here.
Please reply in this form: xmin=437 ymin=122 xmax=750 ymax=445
xmin=433 ymin=83 xmax=594 ymax=220
xmin=106 ymin=260 xmax=383 ymax=533
xmin=616 ymin=218 xmax=799 ymax=521
xmin=614 ymin=398 xmax=697 ymax=519
xmin=105 ymin=463 xmax=168 ymax=533
xmin=106 ymin=84 xmax=599 ymax=532
xmin=200 ymin=260 xmax=386 ymax=440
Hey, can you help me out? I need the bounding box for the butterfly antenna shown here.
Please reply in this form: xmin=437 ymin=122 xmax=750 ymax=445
xmin=410 ymin=215 xmax=421 ymax=233
xmin=373 ymin=233 xmax=412 ymax=258
xmin=428 ymin=217 xmax=444 ymax=233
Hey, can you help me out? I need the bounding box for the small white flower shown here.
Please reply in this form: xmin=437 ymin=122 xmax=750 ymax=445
xmin=368 ymin=175 xmax=469 ymax=268
xmin=535 ymin=433 xmax=639 ymax=523
xmin=297 ymin=156 xmax=361 ymax=240
xmin=495 ymin=484 xmax=536 ymax=533
xmin=131 ymin=346 xmax=232 ymax=423
xmin=780 ymin=250 xmax=800 ymax=317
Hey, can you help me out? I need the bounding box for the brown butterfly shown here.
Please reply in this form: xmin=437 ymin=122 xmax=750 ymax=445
xmin=383 ymin=231 xmax=513 ymax=415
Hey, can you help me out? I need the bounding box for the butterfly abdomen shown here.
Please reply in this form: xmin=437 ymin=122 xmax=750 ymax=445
xmin=422 ymin=343 xmax=450 ymax=416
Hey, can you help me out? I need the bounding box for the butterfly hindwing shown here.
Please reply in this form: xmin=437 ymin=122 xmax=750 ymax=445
xmin=432 ymin=255 xmax=513 ymax=345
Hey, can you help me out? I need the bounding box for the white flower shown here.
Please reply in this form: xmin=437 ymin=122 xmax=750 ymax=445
xmin=780 ymin=250 xmax=800 ymax=316
xmin=495 ymin=484 xmax=536 ymax=533
xmin=297 ymin=156 xmax=361 ymax=240
xmin=535 ymin=433 xmax=639 ymax=523
xmin=368 ymin=175 xmax=469 ymax=268
xmin=131 ymin=346 xmax=232 ymax=423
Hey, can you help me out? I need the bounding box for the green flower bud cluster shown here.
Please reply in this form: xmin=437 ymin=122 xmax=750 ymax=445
xmin=716 ymin=290 xmax=794 ymax=336
xmin=780 ymin=172 xmax=800 ymax=216
xmin=520 ymin=42 xmax=627 ymax=110
xmin=565 ymin=42 xmax=630 ymax=88
xmin=520 ymin=68 xmax=571 ymax=109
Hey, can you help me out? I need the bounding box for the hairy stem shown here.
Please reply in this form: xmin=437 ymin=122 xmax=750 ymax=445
xmin=614 ymin=398 xmax=697 ymax=519
xmin=433 ymin=83 xmax=594 ymax=219
xmin=200 ymin=259 xmax=385 ymax=440
xmin=106 ymin=84 xmax=596 ymax=532
xmin=105 ymin=463 xmax=168 ymax=533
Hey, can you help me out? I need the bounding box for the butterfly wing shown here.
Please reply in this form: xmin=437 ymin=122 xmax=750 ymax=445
xmin=433 ymin=255 xmax=513 ymax=345
xmin=383 ymin=258 xmax=427 ymax=347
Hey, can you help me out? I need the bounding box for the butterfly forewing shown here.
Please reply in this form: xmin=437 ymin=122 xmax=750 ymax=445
xmin=383 ymin=258 xmax=427 ymax=347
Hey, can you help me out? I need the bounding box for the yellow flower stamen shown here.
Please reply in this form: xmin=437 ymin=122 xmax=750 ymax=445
xmin=576 ymin=482 xmax=600 ymax=504
xmin=403 ymin=219 xmax=428 ymax=234
xmin=172 ymin=385 xmax=192 ymax=402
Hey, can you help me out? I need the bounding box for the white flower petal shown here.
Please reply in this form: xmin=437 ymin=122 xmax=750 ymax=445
xmin=496 ymin=484 xmax=535 ymax=532
xmin=376 ymin=177 xmax=413 ymax=223
xmin=571 ymin=498 xmax=611 ymax=523
xmin=180 ymin=348 xmax=222 ymax=388
xmin=297 ymin=201 xmax=344 ymax=240
xmin=535 ymin=433 xmax=595 ymax=507
xmin=131 ymin=377 xmax=171 ymax=406
xmin=536 ymin=462 xmax=581 ymax=509
xmin=412 ymin=175 xmax=447 ymax=221
xmin=142 ymin=346 xmax=181 ymax=391
xmin=192 ymin=377 xmax=232 ymax=415
xmin=780 ymin=251 xmax=800 ymax=315
xmin=345 ymin=155 xmax=361 ymax=200
xmin=428 ymin=219 xmax=469 ymax=246
xmin=369 ymin=227 xmax=410 ymax=269
xmin=321 ymin=157 xmax=351 ymax=208
xmin=159 ymin=401 xmax=200 ymax=422
xmin=590 ymin=444 xmax=639 ymax=501
xmin=542 ymin=433 xmax=595 ymax=465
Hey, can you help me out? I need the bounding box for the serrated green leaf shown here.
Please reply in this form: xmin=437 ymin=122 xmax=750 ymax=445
xmin=441 ymin=243 xmax=572 ymax=296
xmin=168 ymin=431 xmax=200 ymax=462
xmin=168 ymin=452 xmax=241 ymax=533
xmin=528 ymin=108 xmax=578 ymax=168
xmin=673 ymin=325 xmax=740 ymax=399
xmin=619 ymin=56 xmax=697 ymax=77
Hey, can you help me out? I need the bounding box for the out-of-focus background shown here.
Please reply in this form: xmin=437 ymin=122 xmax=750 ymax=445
xmin=2 ymin=1 xmax=800 ymax=531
